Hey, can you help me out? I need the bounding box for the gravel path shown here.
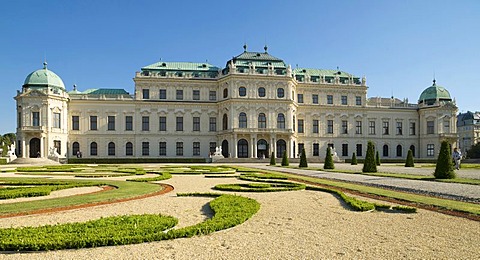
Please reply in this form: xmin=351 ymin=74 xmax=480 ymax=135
xmin=0 ymin=174 xmax=478 ymax=259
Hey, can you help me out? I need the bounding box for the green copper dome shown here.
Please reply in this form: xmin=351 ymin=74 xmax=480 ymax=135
xmin=418 ymin=80 xmax=452 ymax=104
xmin=24 ymin=62 xmax=65 ymax=89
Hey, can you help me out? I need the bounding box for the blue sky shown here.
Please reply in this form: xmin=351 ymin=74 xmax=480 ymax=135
xmin=1 ymin=0 xmax=479 ymax=134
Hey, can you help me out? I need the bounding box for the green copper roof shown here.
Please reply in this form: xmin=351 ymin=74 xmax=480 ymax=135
xmin=24 ymin=62 xmax=65 ymax=89
xmin=418 ymin=80 xmax=452 ymax=103
xmin=293 ymin=68 xmax=358 ymax=78
xmin=69 ymin=88 xmax=129 ymax=95
xmin=234 ymin=51 xmax=284 ymax=62
xmin=142 ymin=62 xmax=219 ymax=72
xmin=229 ymin=50 xmax=287 ymax=68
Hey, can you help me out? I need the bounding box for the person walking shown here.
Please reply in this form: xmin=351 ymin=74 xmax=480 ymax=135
xmin=452 ymin=147 xmax=462 ymax=170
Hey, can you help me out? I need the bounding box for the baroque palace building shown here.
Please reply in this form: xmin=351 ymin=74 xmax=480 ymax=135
xmin=14 ymin=46 xmax=458 ymax=161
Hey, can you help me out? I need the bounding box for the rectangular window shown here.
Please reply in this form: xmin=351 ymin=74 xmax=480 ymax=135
xmin=313 ymin=143 xmax=319 ymax=156
xmin=355 ymin=121 xmax=362 ymax=134
xmin=356 ymin=144 xmax=363 ymax=157
xmin=90 ymin=116 xmax=97 ymax=130
xmin=298 ymin=143 xmax=304 ymax=155
xmin=312 ymin=94 xmax=318 ymax=104
xmin=313 ymin=120 xmax=319 ymax=133
xmin=209 ymin=90 xmax=216 ymax=101
xmin=193 ymin=142 xmax=200 ymax=156
xmin=327 ymin=120 xmax=334 ymax=134
xmin=72 ymin=115 xmax=79 ymax=130
xmin=159 ymin=116 xmax=166 ymax=131
xmin=142 ymin=89 xmax=150 ymax=99
xmin=176 ymin=142 xmax=183 ymax=156
xmin=356 ymin=96 xmax=362 ymax=106
xmin=341 ymin=95 xmax=348 ymax=105
xmin=193 ymin=117 xmax=200 ymax=131
xmin=342 ymin=120 xmax=348 ymax=134
xmin=210 ymin=142 xmax=217 ymax=155
xmin=327 ymin=95 xmax=333 ymax=104
xmin=32 ymin=112 xmax=40 ymax=127
xmin=193 ymin=90 xmax=200 ymax=100
xmin=342 ymin=144 xmax=348 ymax=156
xmin=18 ymin=112 xmax=22 ymax=128
xmin=427 ymin=144 xmax=434 ymax=156
xmin=298 ymin=119 xmax=304 ymax=133
xmin=107 ymin=116 xmax=115 ymax=131
xmin=409 ymin=122 xmax=416 ymax=135
xmin=297 ymin=94 xmax=304 ymax=103
xmin=176 ymin=117 xmax=183 ymax=131
xmin=142 ymin=116 xmax=149 ymax=131
xmin=53 ymin=113 xmax=61 ymax=128
xmin=159 ymin=142 xmax=166 ymax=156
xmin=142 ymin=142 xmax=149 ymax=156
xmin=396 ymin=122 xmax=402 ymax=135
xmin=383 ymin=121 xmax=389 ymax=135
xmin=125 ymin=116 xmax=133 ymax=131
xmin=444 ymin=120 xmax=450 ymax=133
xmin=209 ymin=117 xmax=216 ymax=132
xmin=176 ymin=89 xmax=183 ymax=100
xmin=159 ymin=89 xmax=166 ymax=99
xmin=369 ymin=121 xmax=375 ymax=135
xmin=427 ymin=121 xmax=434 ymax=134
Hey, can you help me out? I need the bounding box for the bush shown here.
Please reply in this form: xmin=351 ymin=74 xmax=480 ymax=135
xmin=405 ymin=149 xmax=415 ymax=167
xmin=281 ymin=150 xmax=289 ymax=166
xmin=324 ymin=147 xmax=334 ymax=169
xmin=376 ymin=150 xmax=381 ymax=166
xmin=269 ymin=152 xmax=276 ymax=166
xmin=363 ymin=141 xmax=377 ymax=173
xmin=299 ymin=148 xmax=308 ymax=168
xmin=466 ymin=143 xmax=480 ymax=158
xmin=434 ymin=140 xmax=456 ymax=179
xmin=351 ymin=152 xmax=357 ymax=165
xmin=0 ymin=158 xmax=7 ymax=165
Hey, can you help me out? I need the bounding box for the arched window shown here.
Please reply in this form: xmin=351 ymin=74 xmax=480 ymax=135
xmin=237 ymin=139 xmax=248 ymax=158
xmin=239 ymin=112 xmax=247 ymax=128
xmin=222 ymin=114 xmax=228 ymax=130
xmin=223 ymin=88 xmax=228 ymax=98
xmin=276 ymin=139 xmax=286 ymax=158
xmin=383 ymin=144 xmax=389 ymax=157
xmin=277 ymin=88 xmax=284 ymax=98
xmin=126 ymin=142 xmax=133 ymax=156
xmin=258 ymin=113 xmax=267 ymax=128
xmin=90 ymin=142 xmax=97 ymax=156
xmin=397 ymin=145 xmax=402 ymax=157
xmin=108 ymin=142 xmax=115 ymax=156
xmin=239 ymin=87 xmax=246 ymax=97
xmin=293 ymin=116 xmax=296 ymax=131
xmin=277 ymin=113 xmax=285 ymax=129
xmin=258 ymin=87 xmax=266 ymax=97
xmin=410 ymin=145 xmax=415 ymax=157
xmin=72 ymin=142 xmax=80 ymax=156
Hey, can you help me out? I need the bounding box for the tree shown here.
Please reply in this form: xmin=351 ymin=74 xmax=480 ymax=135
xmin=375 ymin=150 xmax=381 ymax=166
xmin=299 ymin=148 xmax=308 ymax=168
xmin=269 ymin=152 xmax=276 ymax=166
xmin=0 ymin=133 xmax=16 ymax=157
xmin=363 ymin=141 xmax=377 ymax=173
xmin=405 ymin=149 xmax=414 ymax=167
xmin=466 ymin=143 xmax=480 ymax=159
xmin=324 ymin=147 xmax=334 ymax=169
xmin=434 ymin=140 xmax=456 ymax=179
xmin=351 ymin=152 xmax=357 ymax=165
xmin=281 ymin=150 xmax=289 ymax=166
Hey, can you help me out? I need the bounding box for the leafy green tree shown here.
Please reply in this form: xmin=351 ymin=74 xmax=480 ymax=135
xmin=466 ymin=143 xmax=480 ymax=159
xmin=363 ymin=141 xmax=377 ymax=173
xmin=269 ymin=152 xmax=276 ymax=166
xmin=351 ymin=152 xmax=357 ymax=165
xmin=299 ymin=148 xmax=308 ymax=168
xmin=405 ymin=149 xmax=414 ymax=167
xmin=324 ymin=147 xmax=334 ymax=169
xmin=0 ymin=133 xmax=16 ymax=157
xmin=434 ymin=140 xmax=456 ymax=179
xmin=281 ymin=150 xmax=289 ymax=166
xmin=376 ymin=150 xmax=381 ymax=166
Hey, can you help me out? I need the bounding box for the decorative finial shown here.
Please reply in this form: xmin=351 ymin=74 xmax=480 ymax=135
xmin=433 ymin=79 xmax=436 ymax=85
xmin=73 ymin=84 xmax=77 ymax=91
xmin=43 ymin=62 xmax=48 ymax=69
xmin=264 ymin=45 xmax=268 ymax=53
xmin=243 ymin=43 xmax=247 ymax=52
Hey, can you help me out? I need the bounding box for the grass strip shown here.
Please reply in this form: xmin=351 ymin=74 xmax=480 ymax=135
xmin=127 ymin=172 xmax=172 ymax=182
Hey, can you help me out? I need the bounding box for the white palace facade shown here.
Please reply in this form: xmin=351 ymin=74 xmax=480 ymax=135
xmin=14 ymin=46 xmax=458 ymax=162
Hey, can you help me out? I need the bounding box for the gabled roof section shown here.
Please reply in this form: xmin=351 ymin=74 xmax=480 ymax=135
xmin=229 ymin=51 xmax=287 ymax=68
xmin=68 ymin=88 xmax=129 ymax=95
xmin=142 ymin=62 xmax=219 ymax=72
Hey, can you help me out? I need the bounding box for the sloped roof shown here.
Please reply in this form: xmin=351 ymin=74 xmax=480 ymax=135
xmin=142 ymin=62 xmax=219 ymax=72
xmin=68 ymin=88 xmax=129 ymax=95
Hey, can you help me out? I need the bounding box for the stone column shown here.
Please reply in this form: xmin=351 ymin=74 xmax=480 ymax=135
xmin=40 ymin=136 xmax=44 ymax=158
xmin=253 ymin=136 xmax=257 ymax=158
xmin=233 ymin=134 xmax=238 ymax=158
xmin=270 ymin=136 xmax=276 ymax=158
xmin=22 ymin=139 xmax=26 ymax=158
xmin=250 ymin=136 xmax=255 ymax=158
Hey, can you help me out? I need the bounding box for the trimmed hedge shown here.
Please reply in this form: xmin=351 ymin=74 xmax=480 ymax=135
xmin=68 ymin=158 xmax=208 ymax=164
xmin=405 ymin=149 xmax=415 ymax=167
xmin=281 ymin=150 xmax=289 ymax=166
xmin=214 ymin=182 xmax=305 ymax=192
xmin=363 ymin=141 xmax=377 ymax=173
xmin=306 ymin=186 xmax=375 ymax=211
xmin=127 ymin=171 xmax=172 ymax=182
xmin=324 ymin=147 xmax=334 ymax=169
xmin=434 ymin=141 xmax=456 ymax=179
xmin=0 ymin=158 xmax=7 ymax=165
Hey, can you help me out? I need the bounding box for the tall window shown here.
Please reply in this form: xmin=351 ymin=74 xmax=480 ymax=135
xmin=54 ymin=140 xmax=61 ymax=155
xmin=342 ymin=120 xmax=348 ymax=134
xmin=223 ymin=88 xmax=228 ymax=98
xmin=53 ymin=113 xmax=61 ymax=128
xmin=355 ymin=121 xmax=362 ymax=134
xmin=159 ymin=89 xmax=166 ymax=99
xmin=277 ymin=88 xmax=284 ymax=98
xmin=327 ymin=95 xmax=333 ymax=104
xmin=176 ymin=89 xmax=183 ymax=100
xmin=258 ymin=113 xmax=267 ymax=128
xmin=108 ymin=142 xmax=115 ymax=156
xmin=18 ymin=112 xmax=22 ymax=128
xmin=142 ymin=116 xmax=149 ymax=131
xmin=209 ymin=90 xmax=216 ymax=101
xmin=90 ymin=142 xmax=97 ymax=156
xmin=313 ymin=119 xmax=319 ymax=133
xmin=383 ymin=144 xmax=389 ymax=157
xmin=90 ymin=116 xmax=97 ymax=130
xmin=396 ymin=145 xmax=402 ymax=157
xmin=342 ymin=144 xmax=348 ymax=156
xmin=193 ymin=90 xmax=200 ymax=100
xmin=126 ymin=142 xmax=133 ymax=156
xmin=293 ymin=116 xmax=295 ymax=131
xmin=258 ymin=87 xmax=266 ymax=97
xmin=72 ymin=115 xmax=79 ymax=130
xmin=312 ymin=94 xmax=318 ymax=104
xmin=237 ymin=139 xmax=248 ymax=158
xmin=298 ymin=119 xmax=304 ymax=133
xmin=356 ymin=144 xmax=363 ymax=157
xmin=193 ymin=142 xmax=200 ymax=156
xmin=159 ymin=142 xmax=166 ymax=156
xmin=313 ymin=143 xmax=319 ymax=156
xmin=444 ymin=120 xmax=450 ymax=133
xmin=176 ymin=117 xmax=183 ymax=131
xmin=277 ymin=113 xmax=285 ymax=129
xmin=223 ymin=114 xmax=228 ymax=130
xmin=239 ymin=113 xmax=247 ymax=128
xmin=209 ymin=142 xmax=217 ymax=155
xmin=32 ymin=112 xmax=40 ymax=126
xmin=72 ymin=142 xmax=80 ymax=156
xmin=209 ymin=117 xmax=216 ymax=131
xmin=107 ymin=116 xmax=115 ymax=131
xmin=369 ymin=121 xmax=375 ymax=135
xmin=427 ymin=121 xmax=434 ymax=134
xmin=176 ymin=142 xmax=183 ymax=156
xmin=427 ymin=144 xmax=434 ymax=156
xmin=327 ymin=120 xmax=334 ymax=134
xmin=383 ymin=121 xmax=389 ymax=135
xmin=239 ymin=87 xmax=246 ymax=97
xmin=193 ymin=117 xmax=200 ymax=131
xmin=356 ymin=96 xmax=362 ymax=106
xmin=297 ymin=94 xmax=304 ymax=103
xmin=396 ymin=122 xmax=402 ymax=135
xmin=159 ymin=116 xmax=166 ymax=131
xmin=142 ymin=142 xmax=149 ymax=156
xmin=341 ymin=95 xmax=348 ymax=105
xmin=409 ymin=122 xmax=416 ymax=135
xmin=142 ymin=89 xmax=149 ymax=99
xmin=125 ymin=116 xmax=133 ymax=131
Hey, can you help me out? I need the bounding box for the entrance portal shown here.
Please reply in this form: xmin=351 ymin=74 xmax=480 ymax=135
xmin=276 ymin=139 xmax=286 ymax=158
xmin=257 ymin=139 xmax=268 ymax=158
xmin=29 ymin=138 xmax=40 ymax=158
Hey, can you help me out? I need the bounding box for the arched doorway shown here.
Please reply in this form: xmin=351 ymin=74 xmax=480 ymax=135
xmin=29 ymin=138 xmax=40 ymax=158
xmin=237 ymin=139 xmax=248 ymax=158
xmin=221 ymin=140 xmax=229 ymax=158
xmin=276 ymin=139 xmax=286 ymax=158
xmin=257 ymin=139 xmax=268 ymax=158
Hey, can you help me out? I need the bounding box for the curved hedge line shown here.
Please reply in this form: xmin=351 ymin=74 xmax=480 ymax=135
xmin=127 ymin=171 xmax=172 ymax=182
xmin=215 ymin=182 xmax=305 ymax=192
xmin=0 ymin=180 xmax=105 ymax=200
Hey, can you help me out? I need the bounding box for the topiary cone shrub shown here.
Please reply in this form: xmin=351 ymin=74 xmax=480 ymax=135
xmin=269 ymin=152 xmax=276 ymax=166
xmin=299 ymin=148 xmax=308 ymax=168
xmin=281 ymin=150 xmax=289 ymax=166
xmin=376 ymin=150 xmax=381 ymax=166
xmin=434 ymin=140 xmax=456 ymax=179
xmin=324 ymin=147 xmax=334 ymax=169
xmin=405 ymin=149 xmax=414 ymax=167
xmin=363 ymin=141 xmax=377 ymax=173
xmin=351 ymin=152 xmax=357 ymax=165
